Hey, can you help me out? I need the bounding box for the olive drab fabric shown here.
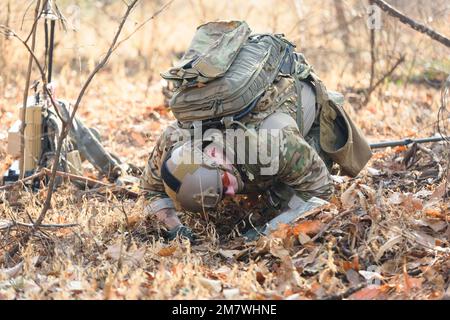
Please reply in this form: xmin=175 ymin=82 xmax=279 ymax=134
xmin=161 ymin=21 xmax=251 ymax=84
xmin=305 ymin=73 xmax=373 ymax=177
xmin=162 ymin=20 xmax=295 ymax=123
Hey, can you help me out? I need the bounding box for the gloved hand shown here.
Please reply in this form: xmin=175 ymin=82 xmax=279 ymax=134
xmin=166 ymin=224 xmax=196 ymax=243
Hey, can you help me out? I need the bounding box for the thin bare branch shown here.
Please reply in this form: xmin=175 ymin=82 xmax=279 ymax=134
xmin=112 ymin=0 xmax=175 ymax=52
xmin=0 ymin=220 xmax=78 ymax=231
xmin=372 ymin=0 xmax=450 ymax=48
xmin=19 ymin=0 xmax=41 ymax=179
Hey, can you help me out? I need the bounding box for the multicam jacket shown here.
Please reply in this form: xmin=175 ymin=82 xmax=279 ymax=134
xmin=140 ymin=75 xmax=335 ymax=214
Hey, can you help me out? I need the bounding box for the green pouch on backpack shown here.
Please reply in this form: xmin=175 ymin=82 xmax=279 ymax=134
xmin=161 ymin=20 xmax=251 ymax=86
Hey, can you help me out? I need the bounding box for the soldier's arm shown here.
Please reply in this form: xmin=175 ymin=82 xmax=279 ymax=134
xmin=276 ymin=126 xmax=334 ymax=202
xmin=139 ymin=122 xmax=184 ymax=228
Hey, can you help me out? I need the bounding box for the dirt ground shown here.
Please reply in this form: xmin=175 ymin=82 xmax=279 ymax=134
xmin=0 ymin=0 xmax=449 ymax=299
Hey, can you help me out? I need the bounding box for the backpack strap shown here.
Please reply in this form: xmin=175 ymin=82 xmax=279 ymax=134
xmin=293 ymin=75 xmax=304 ymax=134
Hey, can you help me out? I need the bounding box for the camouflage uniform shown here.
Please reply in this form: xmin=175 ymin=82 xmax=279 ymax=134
xmin=140 ymin=74 xmax=334 ymax=215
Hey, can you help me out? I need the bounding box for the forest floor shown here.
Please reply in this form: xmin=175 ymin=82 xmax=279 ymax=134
xmin=0 ymin=0 xmax=449 ymax=300
xmin=1 ymin=74 xmax=449 ymax=300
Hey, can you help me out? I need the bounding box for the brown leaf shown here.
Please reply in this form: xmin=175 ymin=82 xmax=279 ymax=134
xmin=430 ymin=183 xmax=446 ymax=200
xmin=157 ymin=246 xmax=177 ymax=257
xmin=424 ymin=208 xmax=446 ymax=220
xmin=341 ymin=183 xmax=358 ymax=209
xmin=292 ymin=220 xmax=323 ymax=237
xmin=130 ymin=131 xmax=147 ymax=147
xmin=388 ymin=192 xmax=404 ymax=205
xmin=342 ymin=256 xmax=360 ymax=272
xmin=270 ymin=223 xmax=292 ymax=239
xmin=348 ymin=286 xmax=387 ymax=300
xmin=346 ymin=269 xmax=362 ymax=286
xmin=105 ymin=243 xmax=122 ymax=261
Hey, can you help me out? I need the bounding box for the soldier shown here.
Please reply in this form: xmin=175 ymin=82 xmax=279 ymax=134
xmin=140 ymin=21 xmax=372 ymax=242
xmin=140 ymin=77 xmax=369 ymax=242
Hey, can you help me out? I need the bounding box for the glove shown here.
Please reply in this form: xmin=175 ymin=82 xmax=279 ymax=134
xmin=166 ymin=224 xmax=196 ymax=243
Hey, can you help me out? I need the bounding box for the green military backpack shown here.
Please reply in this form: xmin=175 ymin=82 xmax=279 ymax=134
xmin=161 ymin=20 xmax=373 ymax=177
xmin=161 ymin=20 xmax=296 ymax=126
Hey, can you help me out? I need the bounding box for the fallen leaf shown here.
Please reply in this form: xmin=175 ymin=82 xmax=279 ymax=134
xmin=424 ymin=208 xmax=444 ymax=219
xmin=198 ymin=277 xmax=222 ymax=293
xmin=394 ymin=145 xmax=407 ymax=153
xmin=105 ymin=244 xmax=145 ymax=265
xmin=292 ymin=220 xmax=324 ymax=237
xmin=297 ymin=232 xmax=311 ymax=245
xmin=388 ymin=192 xmax=404 ymax=205
xmin=130 ymin=131 xmax=147 ymax=147
xmin=67 ymin=280 xmax=83 ymax=292
xmin=359 ymin=270 xmax=383 ymax=282
xmin=157 ymin=246 xmax=177 ymax=257
xmin=346 ymin=269 xmax=362 ymax=286
xmin=341 ymin=183 xmax=358 ymax=209
xmin=218 ymin=249 xmax=240 ymax=260
xmin=223 ymin=288 xmax=240 ymax=299
xmin=130 ymin=247 xmax=146 ymax=265
xmin=367 ymin=167 xmax=382 ymax=176
xmin=348 ymin=285 xmax=387 ymax=300
xmin=0 ymin=261 xmax=23 ymax=279
xmin=270 ymin=223 xmax=292 ymax=239
xmin=105 ymin=243 xmax=122 ymax=261
xmin=430 ymin=183 xmax=446 ymax=200
xmin=342 ymin=256 xmax=360 ymax=272
xmin=375 ymin=235 xmax=402 ymax=262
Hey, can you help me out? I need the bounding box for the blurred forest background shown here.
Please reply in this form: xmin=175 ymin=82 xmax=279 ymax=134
xmin=0 ymin=0 xmax=449 ymax=299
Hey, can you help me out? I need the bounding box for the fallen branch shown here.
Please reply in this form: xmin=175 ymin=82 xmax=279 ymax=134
xmin=0 ymin=220 xmax=78 ymax=230
xmin=41 ymin=169 xmax=139 ymax=198
xmin=372 ymin=0 xmax=450 ymax=48
xmin=42 ymin=168 xmax=110 ymax=187
xmin=0 ymin=170 xmax=45 ymax=191
xmin=324 ymin=283 xmax=368 ymax=300
xmin=310 ymin=208 xmax=355 ymax=242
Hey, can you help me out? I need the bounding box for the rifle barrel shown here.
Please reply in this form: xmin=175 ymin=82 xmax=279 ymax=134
xmin=370 ymin=136 xmax=449 ymax=149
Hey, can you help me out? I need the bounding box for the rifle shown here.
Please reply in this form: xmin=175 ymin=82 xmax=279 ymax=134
xmin=369 ymin=135 xmax=449 ymax=149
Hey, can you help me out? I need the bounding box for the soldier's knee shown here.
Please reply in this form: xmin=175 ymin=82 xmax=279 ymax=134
xmin=316 ymin=182 xmax=335 ymax=200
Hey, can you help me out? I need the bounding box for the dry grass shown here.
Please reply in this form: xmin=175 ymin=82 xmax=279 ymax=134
xmin=0 ymin=0 xmax=449 ymax=299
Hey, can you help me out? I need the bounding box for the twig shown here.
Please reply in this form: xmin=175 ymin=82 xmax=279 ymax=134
xmin=324 ymin=282 xmax=368 ymax=300
xmin=368 ymin=0 xmax=376 ymax=89
xmin=371 ymin=0 xmax=450 ymax=48
xmin=42 ymin=168 xmax=110 ymax=187
xmin=0 ymin=26 xmax=64 ymax=124
xmin=438 ymin=77 xmax=450 ymax=200
xmin=0 ymin=170 xmax=45 ymax=191
xmin=19 ymin=0 xmax=41 ymax=179
xmin=112 ymin=0 xmax=175 ymax=52
xmin=363 ymin=54 xmax=405 ymax=106
xmin=0 ymin=220 xmax=78 ymax=230
xmin=310 ymin=208 xmax=355 ymax=242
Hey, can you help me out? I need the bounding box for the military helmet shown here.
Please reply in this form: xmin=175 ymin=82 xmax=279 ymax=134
xmin=161 ymin=141 xmax=225 ymax=213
